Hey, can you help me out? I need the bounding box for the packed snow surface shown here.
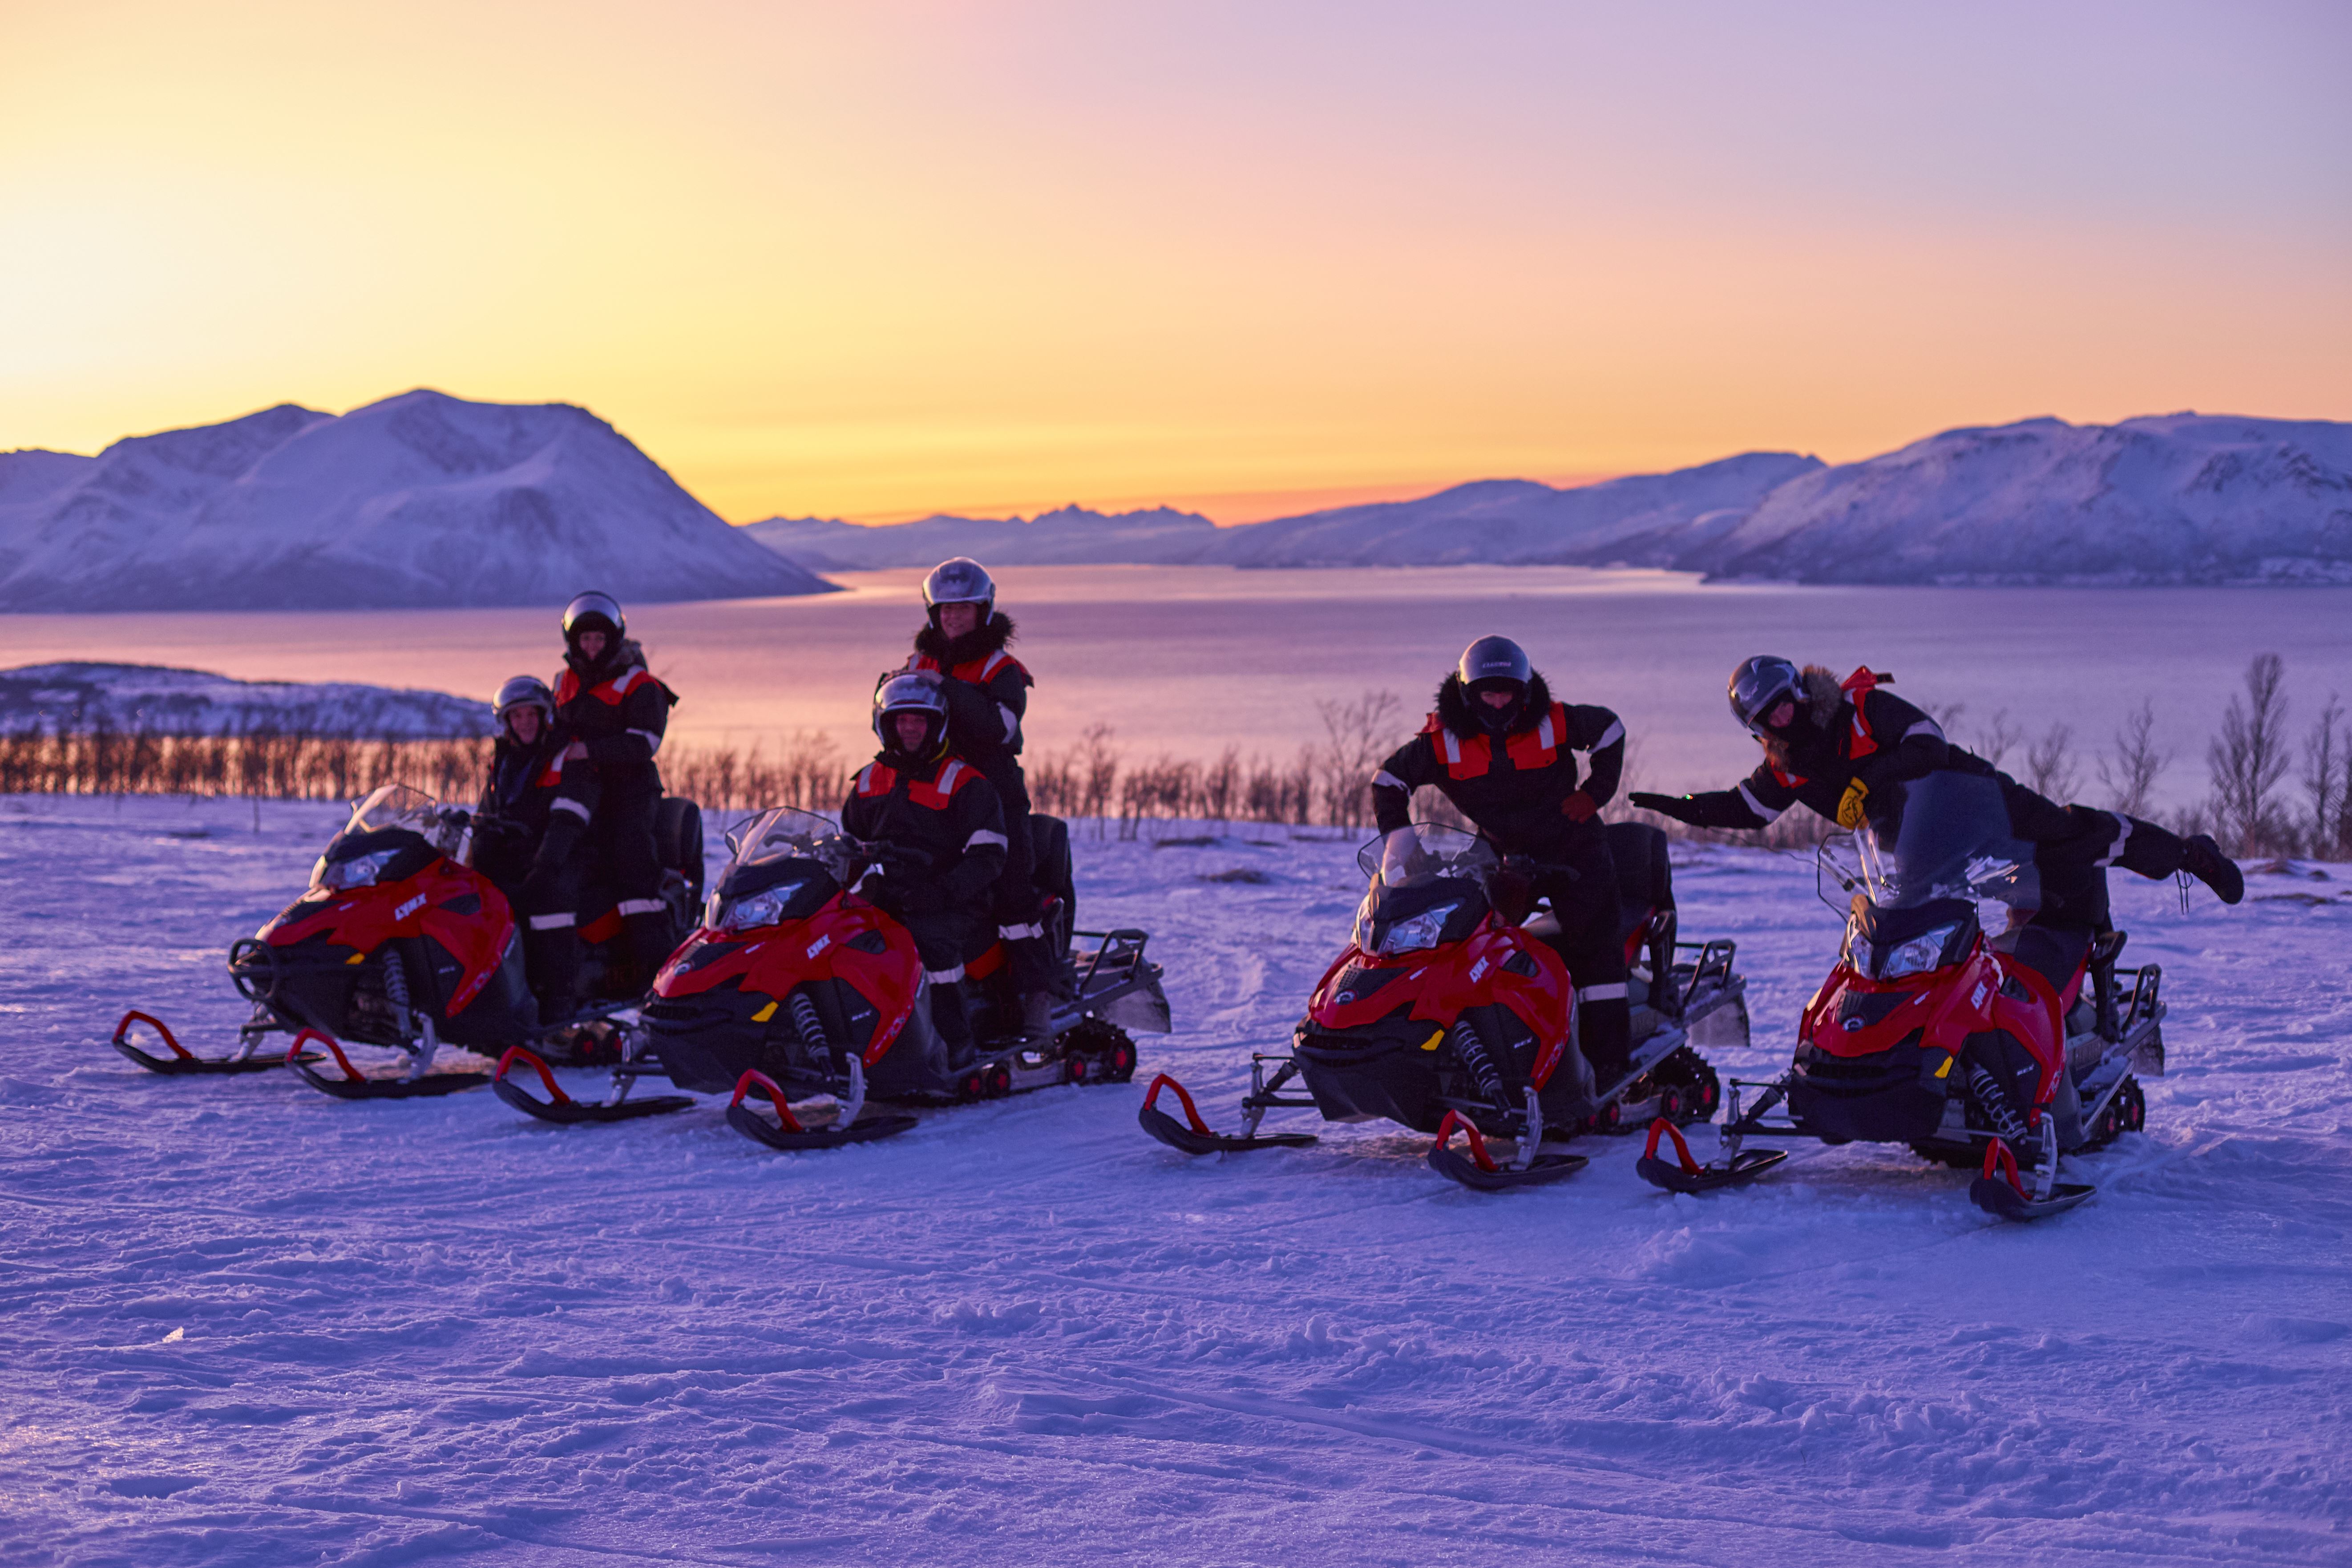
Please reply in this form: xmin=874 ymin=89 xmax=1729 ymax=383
xmin=3 ymin=795 xmax=2348 ymax=1565
xmin=0 ymin=663 xmax=492 ymax=738
xmin=0 ymin=391 xmax=833 ymax=610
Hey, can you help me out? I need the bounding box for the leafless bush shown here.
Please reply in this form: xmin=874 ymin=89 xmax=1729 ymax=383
xmin=2303 ymin=694 xmax=2350 ymax=860
xmin=2207 ymin=652 xmax=2294 ymax=854
xmin=2096 ymin=700 xmax=2169 ymax=817
xmin=2024 ymin=722 xmax=2079 ymax=802
xmin=1972 ymin=709 xmax=2023 ymax=772
xmin=1311 ymin=690 xmax=1402 ymax=830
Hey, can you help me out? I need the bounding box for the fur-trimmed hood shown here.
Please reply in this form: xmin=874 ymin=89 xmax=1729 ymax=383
xmin=915 ymin=610 xmax=1017 ymax=666
xmin=1760 ymin=663 xmax=1846 ymax=768
xmin=1434 ymin=669 xmax=1553 ymax=736
xmin=564 ymin=635 xmax=647 ymax=683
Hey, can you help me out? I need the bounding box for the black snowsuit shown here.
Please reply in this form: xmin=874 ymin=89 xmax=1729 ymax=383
xmin=842 ymin=750 xmax=1009 ymax=1062
xmin=911 ymin=613 xmax=1057 ymax=998
xmin=472 ymin=729 xmax=566 ymax=902
xmin=1638 ymin=665 xmax=2203 ymax=986
xmin=1369 ymin=672 xmax=1636 ymax=1082
xmin=520 ymin=639 xmax=677 ymax=1006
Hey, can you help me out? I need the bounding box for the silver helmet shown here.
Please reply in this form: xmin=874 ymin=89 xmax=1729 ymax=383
xmin=921 ymin=557 xmax=995 ymax=626
xmin=493 ymin=674 xmax=553 ymax=724
xmin=873 ymin=673 xmax=950 ymax=759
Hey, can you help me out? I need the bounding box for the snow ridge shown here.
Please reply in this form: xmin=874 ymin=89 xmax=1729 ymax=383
xmin=0 ymin=391 xmax=835 ymax=611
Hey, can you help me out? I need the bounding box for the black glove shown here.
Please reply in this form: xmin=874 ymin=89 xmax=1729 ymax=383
xmin=1628 ymin=791 xmax=1696 ymax=823
xmin=877 ymin=877 xmax=947 ymax=917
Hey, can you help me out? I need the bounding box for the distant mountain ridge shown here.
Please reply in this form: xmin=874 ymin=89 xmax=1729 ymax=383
xmin=0 ymin=390 xmax=833 ymax=610
xmin=744 ymin=413 xmax=2352 ymax=586
xmin=0 ymin=662 xmax=490 ymax=738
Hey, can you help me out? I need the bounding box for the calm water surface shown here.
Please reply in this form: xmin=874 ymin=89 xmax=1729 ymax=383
xmin=6 ymin=566 xmax=2348 ymax=807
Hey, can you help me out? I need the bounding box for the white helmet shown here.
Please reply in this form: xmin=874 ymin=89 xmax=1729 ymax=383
xmin=921 ymin=558 xmax=994 ymax=626
xmin=873 ymin=673 xmax=950 ymax=760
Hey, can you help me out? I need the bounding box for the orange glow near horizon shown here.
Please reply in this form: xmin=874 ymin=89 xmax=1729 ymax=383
xmin=3 ymin=2 xmax=2347 ymax=525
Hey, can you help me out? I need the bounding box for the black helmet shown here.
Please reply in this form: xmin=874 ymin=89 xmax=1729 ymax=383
xmin=873 ymin=673 xmax=950 ymax=761
xmin=1457 ymin=635 xmax=1532 ymax=735
xmin=493 ymin=674 xmax=553 ymax=730
xmin=1728 ymin=655 xmax=1804 ymax=736
xmin=562 ymin=590 xmax=624 ymax=655
xmin=921 ymin=557 xmax=995 ymax=627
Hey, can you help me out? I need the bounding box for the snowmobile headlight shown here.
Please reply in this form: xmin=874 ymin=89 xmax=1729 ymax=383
xmin=1875 ymin=923 xmax=1960 ymax=979
xmin=719 ymin=882 xmax=802 ymax=933
xmin=315 ymin=847 xmax=402 ymax=891
xmin=1379 ymin=901 xmax=1460 ymax=955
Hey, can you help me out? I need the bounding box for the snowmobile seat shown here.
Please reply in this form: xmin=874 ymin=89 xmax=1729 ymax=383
xmin=1605 ymin=820 xmax=1674 ymax=942
xmin=1987 ymin=924 xmax=2091 ymax=998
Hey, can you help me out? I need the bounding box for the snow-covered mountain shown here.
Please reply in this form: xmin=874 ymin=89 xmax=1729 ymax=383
xmin=739 ymin=413 xmax=2352 ymax=585
xmin=747 ymin=504 xmax=1219 ymax=570
xmin=1696 ymin=414 xmax=2352 ymax=584
xmin=0 ymin=391 xmax=833 ymax=610
xmin=1199 ymin=453 xmax=1824 ymax=568
xmin=0 ymin=662 xmax=492 ymax=737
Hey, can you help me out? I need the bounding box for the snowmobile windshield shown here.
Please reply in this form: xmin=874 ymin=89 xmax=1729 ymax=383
xmin=1358 ymin=823 xmax=1499 ymax=890
xmin=1857 ymin=771 xmax=2039 ymax=910
xmin=723 ymin=807 xmax=860 ymax=880
xmin=339 ymin=784 xmax=465 ymax=857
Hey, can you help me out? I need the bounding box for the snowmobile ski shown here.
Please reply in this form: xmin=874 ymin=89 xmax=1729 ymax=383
xmin=1633 ymin=1116 xmax=1787 ymax=1194
xmin=1137 ymin=1073 xmax=1319 ymax=1155
xmin=725 ymin=1068 xmax=917 ymax=1152
xmin=1968 ymin=1137 xmax=2095 ymax=1222
xmin=491 ymin=1046 xmax=694 ymax=1125
xmin=287 ymin=1029 xmax=490 ymax=1100
xmin=1426 ymin=1110 xmax=1587 ymax=1191
xmin=109 ymin=1009 xmax=317 ymax=1076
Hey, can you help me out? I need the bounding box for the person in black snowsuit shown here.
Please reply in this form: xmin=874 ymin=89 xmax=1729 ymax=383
xmin=903 ymin=557 xmax=1058 ymax=1040
xmin=1369 ymin=635 xmax=1637 ymax=1086
xmin=517 ymin=591 xmax=678 ymax=1018
xmin=1629 ymin=656 xmax=2245 ymax=984
xmin=844 ymin=674 xmax=1009 ymax=1069
xmin=471 ymin=674 xmax=565 ymax=903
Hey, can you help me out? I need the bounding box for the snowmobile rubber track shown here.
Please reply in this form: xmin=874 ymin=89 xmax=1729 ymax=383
xmin=288 ymin=1031 xmax=489 ymax=1100
xmin=1426 ymin=1111 xmax=1587 ymax=1191
xmin=110 ymin=1010 xmax=316 ymax=1075
xmin=726 ymin=1070 xmax=918 ymax=1151
xmin=1137 ymin=1074 xmax=1318 ymax=1155
xmin=1633 ymin=1117 xmax=1788 ymax=1194
xmin=491 ymin=1047 xmax=694 ymax=1125
xmin=1968 ymin=1137 xmax=2094 ymax=1221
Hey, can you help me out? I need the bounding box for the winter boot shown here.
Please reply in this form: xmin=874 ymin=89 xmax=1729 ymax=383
xmin=2180 ymin=835 xmax=2245 ymax=905
xmin=525 ymin=922 xmax=582 ymax=1028
xmin=1018 ymin=990 xmax=1056 ymax=1048
xmin=621 ymin=907 xmax=678 ymax=987
xmin=1579 ymin=996 xmax=1634 ymax=1093
xmin=933 ymin=982 xmax=977 ymax=1074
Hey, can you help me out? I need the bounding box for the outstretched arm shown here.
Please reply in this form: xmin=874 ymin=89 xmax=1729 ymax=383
xmin=1630 ymin=763 xmax=1797 ymax=830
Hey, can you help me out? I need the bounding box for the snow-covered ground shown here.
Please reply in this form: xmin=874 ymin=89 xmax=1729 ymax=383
xmin=3 ymin=794 xmax=2347 ymax=1566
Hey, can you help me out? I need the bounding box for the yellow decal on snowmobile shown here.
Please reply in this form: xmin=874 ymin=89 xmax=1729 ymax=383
xmin=1420 ymin=1028 xmax=1444 ymax=1051
xmin=751 ymin=1000 xmax=778 ymax=1023
xmin=345 ymin=952 xmax=366 ymax=964
xmin=1935 ymin=1055 xmax=1952 ymax=1078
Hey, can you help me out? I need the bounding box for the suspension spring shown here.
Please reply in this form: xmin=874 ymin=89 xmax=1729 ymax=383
xmin=1967 ymin=1061 xmax=2029 ymax=1144
xmin=789 ymin=992 xmax=831 ymax=1057
xmin=1452 ymin=1019 xmax=1506 ymax=1103
xmin=381 ymin=947 xmax=412 ymax=1018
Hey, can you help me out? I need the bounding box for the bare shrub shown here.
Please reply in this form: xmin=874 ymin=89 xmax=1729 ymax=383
xmin=2096 ymin=700 xmax=2169 ymax=817
xmin=2302 ymin=694 xmax=2349 ymax=859
xmin=1972 ymin=709 xmax=2023 ymax=772
xmin=2207 ymin=652 xmax=2294 ymax=854
xmin=1311 ymin=690 xmax=1402 ymax=830
xmin=2024 ymin=722 xmax=2080 ymax=802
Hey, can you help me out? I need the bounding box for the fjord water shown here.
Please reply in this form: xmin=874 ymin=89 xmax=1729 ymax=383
xmin=6 ymin=566 xmax=2349 ymax=806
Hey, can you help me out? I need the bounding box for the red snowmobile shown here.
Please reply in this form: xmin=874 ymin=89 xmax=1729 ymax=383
xmin=111 ymin=783 xmax=704 ymax=1099
xmin=1140 ymin=820 xmax=1747 ymax=1191
xmin=1639 ymin=771 xmax=2165 ymax=1220
xmin=491 ymin=806 xmax=1170 ymax=1145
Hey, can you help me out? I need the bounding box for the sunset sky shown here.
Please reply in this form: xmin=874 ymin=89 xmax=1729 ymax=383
xmin=4 ymin=0 xmax=2347 ymax=524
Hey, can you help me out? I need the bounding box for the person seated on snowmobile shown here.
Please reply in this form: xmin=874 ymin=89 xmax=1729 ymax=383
xmin=1629 ymin=656 xmax=2244 ymax=986
xmin=900 ymin=557 xmax=1057 ymax=1042
xmin=470 ymin=674 xmax=564 ymax=900
xmin=844 ymin=674 xmax=1010 ymax=1071
xmin=515 ymin=591 xmax=679 ymax=1022
xmin=1367 ymin=635 xmax=1637 ymax=1087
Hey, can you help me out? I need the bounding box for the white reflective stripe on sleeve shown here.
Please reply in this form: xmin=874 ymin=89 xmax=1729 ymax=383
xmin=1440 ymin=731 xmax=1461 ymax=766
xmin=938 ymin=760 xmax=965 ymax=792
xmin=1734 ymin=782 xmax=1785 ymax=824
xmin=2098 ymin=811 xmax=2133 ymax=868
xmin=616 ymin=898 xmax=666 ymax=917
xmin=967 ymin=829 xmax=1009 ymax=850
xmin=924 ymin=965 xmax=966 ymax=984
xmin=610 ymin=667 xmax=644 ymax=695
xmin=1576 ymin=982 xmax=1629 ymax=1002
xmin=528 ymin=913 xmax=576 ymax=930
xmin=1536 ymin=711 xmax=1556 ymax=749
xmin=998 ymin=703 xmax=1020 ymax=742
xmin=980 ymin=651 xmax=1006 ymax=678
xmin=1372 ymin=769 xmax=1409 ymax=792
xmin=627 ymin=727 xmax=663 ymax=756
xmin=998 ymin=921 xmax=1045 ymax=941
xmin=1592 ymin=719 xmax=1625 ymax=751
xmin=1903 ymin=718 xmax=1945 ymax=742
xmin=552 ymin=797 xmax=591 ymax=821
